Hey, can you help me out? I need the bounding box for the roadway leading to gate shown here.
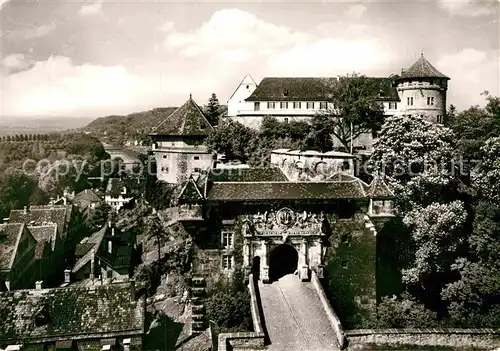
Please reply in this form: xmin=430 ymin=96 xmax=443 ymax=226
xmin=258 ymin=274 xmax=340 ymax=351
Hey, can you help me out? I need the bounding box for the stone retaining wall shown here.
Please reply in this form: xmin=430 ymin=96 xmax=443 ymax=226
xmin=217 ymin=274 xmax=265 ymax=351
xmin=311 ymin=270 xmax=347 ymax=349
xmin=345 ymin=328 xmax=500 ymax=350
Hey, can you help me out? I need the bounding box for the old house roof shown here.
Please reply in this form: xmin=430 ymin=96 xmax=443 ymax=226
xmin=0 ymin=282 xmax=145 ymax=344
xmin=245 ymin=77 xmax=399 ymax=102
xmin=9 ymin=205 xmax=71 ymax=239
xmin=0 ymin=223 xmax=25 ymax=271
xmin=106 ymin=178 xmax=140 ymax=198
xmin=151 ymin=96 xmax=214 ymax=137
xmin=72 ymin=224 xmax=108 ymax=273
xmin=206 ymin=180 xmax=369 ymax=201
xmin=209 ymin=167 xmax=288 ymax=182
xmin=367 ymin=175 xmax=394 ymax=198
xmin=400 ymin=55 xmax=449 ymax=80
xmin=98 ymin=228 xmax=134 ymax=271
xmin=178 ymin=176 xmax=204 ymax=202
xmin=28 ymin=225 xmax=58 ymax=258
xmin=73 ymin=189 xmax=102 ymax=207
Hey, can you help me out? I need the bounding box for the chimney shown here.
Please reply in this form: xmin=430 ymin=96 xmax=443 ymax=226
xmin=35 ymin=280 xmax=43 ymax=290
xmin=111 ymin=227 xmax=115 ymax=236
xmin=23 ymin=206 xmax=28 ymax=215
xmin=108 ymin=240 xmax=112 ymax=254
xmin=64 ymin=269 xmax=71 ymax=283
xmin=85 ymin=189 xmax=88 ymax=194
xmin=90 ymin=249 xmax=95 ymax=280
xmin=130 ymin=278 xmax=135 ymax=301
xmin=123 ymin=339 xmax=131 ymax=351
xmin=3 ymin=217 xmax=9 ymax=224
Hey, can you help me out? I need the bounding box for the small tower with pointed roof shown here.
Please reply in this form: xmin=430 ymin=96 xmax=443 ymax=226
xmin=149 ymin=95 xmax=215 ymax=184
xmin=397 ymin=54 xmax=449 ymax=124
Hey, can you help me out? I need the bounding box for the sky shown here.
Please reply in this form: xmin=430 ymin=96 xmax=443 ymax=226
xmin=0 ymin=0 xmax=499 ymax=118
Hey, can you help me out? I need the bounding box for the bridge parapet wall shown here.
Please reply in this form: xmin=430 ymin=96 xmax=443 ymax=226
xmin=311 ymin=270 xmax=347 ymax=349
xmin=217 ymin=274 xmax=265 ymax=350
xmin=345 ymin=328 xmax=500 ymax=350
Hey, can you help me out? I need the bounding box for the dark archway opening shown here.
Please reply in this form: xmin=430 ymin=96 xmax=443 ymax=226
xmin=252 ymin=256 xmax=261 ymax=280
xmin=269 ymin=244 xmax=298 ymax=282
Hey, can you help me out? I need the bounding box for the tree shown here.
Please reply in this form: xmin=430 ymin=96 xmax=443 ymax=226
xmin=144 ymin=215 xmax=165 ymax=262
xmin=369 ymin=115 xmax=458 ymax=211
xmin=206 ymin=120 xmax=256 ymax=162
xmin=320 ymin=74 xmax=385 ymax=152
xmin=471 ymin=137 xmax=500 ymax=203
xmin=0 ymin=170 xmax=41 ymax=218
xmin=302 ymin=114 xmax=335 ymax=152
xmin=205 ymin=290 xmax=252 ymax=332
xmin=205 ymin=93 xmax=221 ymax=126
xmin=88 ymin=203 xmax=112 ymax=230
xmin=377 ymin=292 xmax=438 ymax=328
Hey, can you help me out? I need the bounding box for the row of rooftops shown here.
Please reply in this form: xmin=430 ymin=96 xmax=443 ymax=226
xmin=0 ymin=281 xmax=144 ymax=345
xmin=177 ymin=167 xmax=394 ymax=203
xmin=148 ymin=55 xmax=448 ymax=138
xmin=0 ymin=204 xmax=73 ymax=271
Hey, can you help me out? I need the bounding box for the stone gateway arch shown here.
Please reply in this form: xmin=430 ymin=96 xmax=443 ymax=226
xmin=242 ymin=208 xmax=328 ymax=283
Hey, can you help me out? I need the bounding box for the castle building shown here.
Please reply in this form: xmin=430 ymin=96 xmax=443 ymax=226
xmin=227 ymin=55 xmax=449 ymax=129
xmin=150 ymin=95 xmax=215 ymax=184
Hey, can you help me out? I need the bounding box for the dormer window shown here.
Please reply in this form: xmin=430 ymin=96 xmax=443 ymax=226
xmin=34 ymin=306 xmax=50 ymax=327
xmin=378 ymin=90 xmax=385 ymax=98
xmin=121 ymin=187 xmax=127 ymax=195
xmin=283 ymin=90 xmax=289 ymax=97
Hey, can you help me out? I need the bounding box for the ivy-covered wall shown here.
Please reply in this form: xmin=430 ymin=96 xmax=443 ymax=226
xmin=324 ymin=215 xmax=377 ymax=329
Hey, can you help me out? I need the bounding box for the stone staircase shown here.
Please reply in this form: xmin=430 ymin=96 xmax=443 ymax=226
xmin=191 ymin=276 xmax=206 ymax=333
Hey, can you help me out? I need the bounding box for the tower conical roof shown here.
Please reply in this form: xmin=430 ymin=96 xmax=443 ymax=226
xmin=152 ymin=95 xmax=213 ymax=136
xmin=401 ymin=55 xmax=449 ymax=80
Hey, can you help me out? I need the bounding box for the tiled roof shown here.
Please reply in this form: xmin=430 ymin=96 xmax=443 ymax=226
xmin=178 ymin=176 xmax=204 ymax=202
xmin=209 ymin=167 xmax=288 ymax=182
xmin=0 ymin=282 xmax=145 ymax=343
xmin=106 ymin=178 xmax=140 ymax=197
xmin=368 ymin=175 xmax=394 ymax=198
xmin=400 ymin=55 xmax=449 ymax=80
xmin=206 ymin=180 xmax=368 ymax=201
xmin=9 ymin=205 xmax=71 ymax=239
xmin=0 ymin=223 xmax=24 ymax=270
xmin=73 ymin=189 xmax=102 ymax=206
xmin=151 ymin=96 xmax=213 ymax=136
xmin=245 ymin=77 xmax=399 ymax=102
xmin=28 ymin=225 xmax=58 ymax=254
xmin=72 ymin=225 xmax=107 ymax=273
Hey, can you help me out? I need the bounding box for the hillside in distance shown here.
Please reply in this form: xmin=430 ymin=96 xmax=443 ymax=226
xmin=82 ymin=105 xmax=227 ymax=146
xmin=82 ymin=107 xmax=178 ymax=146
xmin=0 ymin=116 xmax=95 ymax=137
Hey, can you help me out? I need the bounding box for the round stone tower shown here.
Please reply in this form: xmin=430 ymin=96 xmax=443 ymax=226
xmin=396 ymin=54 xmax=449 ymax=123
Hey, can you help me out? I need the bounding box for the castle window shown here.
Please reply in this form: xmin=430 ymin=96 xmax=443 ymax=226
xmin=254 ymin=102 xmax=260 ymax=111
xmin=193 ymin=156 xmax=200 ymax=160
xmin=407 ymin=97 xmax=414 ymax=106
xmin=163 ymin=167 xmax=169 ymax=174
xmin=222 ymin=255 xmax=233 ymax=270
xmin=284 ymin=117 xmax=289 ymax=123
xmin=293 ymin=101 xmax=301 ymax=109
xmin=306 ymin=102 xmax=314 ymax=109
xmin=427 ymin=96 xmax=435 ymax=106
xmin=163 ymin=155 xmax=167 ymax=159
xmin=437 ymin=115 xmax=443 ymax=123
xmin=267 ymin=102 xmax=276 ymax=109
xmin=246 ymin=85 xmax=249 ymax=89
xmin=194 ymin=167 xmax=201 ymax=173
xmin=221 ymin=231 xmax=234 ymax=249
xmin=319 ymin=101 xmax=327 ymax=109
xmin=280 ymin=101 xmax=288 ymax=109
xmin=389 ymin=102 xmax=397 ymax=110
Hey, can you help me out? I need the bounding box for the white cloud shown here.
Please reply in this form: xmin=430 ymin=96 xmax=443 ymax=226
xmin=1 ymin=53 xmax=31 ymax=71
xmin=157 ymin=21 xmax=175 ymax=32
xmin=7 ymin=22 xmax=58 ymax=40
xmin=267 ymin=38 xmax=395 ymax=76
xmin=163 ymin=9 xmax=310 ymax=62
xmin=79 ymin=1 xmax=103 ymax=16
xmin=0 ymin=56 xmax=162 ymax=116
xmin=344 ymin=4 xmax=367 ymax=18
xmin=0 ymin=0 xmax=11 ymax=11
xmin=437 ymin=0 xmax=498 ymax=17
xmin=437 ymin=48 xmax=500 ymax=108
